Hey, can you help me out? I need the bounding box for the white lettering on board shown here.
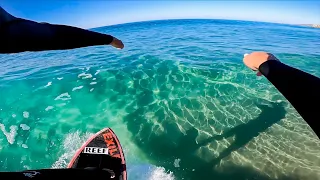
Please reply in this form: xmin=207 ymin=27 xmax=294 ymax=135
xmin=83 ymin=147 xmax=109 ymax=155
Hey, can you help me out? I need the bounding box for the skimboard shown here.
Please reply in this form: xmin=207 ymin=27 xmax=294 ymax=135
xmin=68 ymin=128 xmax=127 ymax=180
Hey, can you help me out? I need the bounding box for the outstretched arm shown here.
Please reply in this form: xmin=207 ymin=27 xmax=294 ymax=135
xmin=244 ymin=52 xmax=320 ymax=137
xmin=0 ymin=20 xmax=124 ymax=53
xmin=0 ymin=7 xmax=123 ymax=53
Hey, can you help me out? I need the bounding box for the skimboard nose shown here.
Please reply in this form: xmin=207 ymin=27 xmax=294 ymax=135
xmin=68 ymin=128 xmax=127 ymax=180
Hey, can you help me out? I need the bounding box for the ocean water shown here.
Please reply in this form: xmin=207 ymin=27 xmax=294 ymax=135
xmin=0 ymin=19 xmax=320 ymax=180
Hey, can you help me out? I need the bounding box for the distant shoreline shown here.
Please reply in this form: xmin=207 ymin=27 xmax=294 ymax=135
xmin=298 ymin=24 xmax=320 ymax=28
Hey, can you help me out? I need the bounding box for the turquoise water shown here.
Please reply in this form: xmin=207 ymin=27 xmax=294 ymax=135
xmin=0 ymin=19 xmax=320 ymax=180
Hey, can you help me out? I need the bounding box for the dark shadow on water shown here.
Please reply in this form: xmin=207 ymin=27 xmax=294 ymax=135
xmin=197 ymin=102 xmax=287 ymax=165
xmin=124 ymin=101 xmax=300 ymax=180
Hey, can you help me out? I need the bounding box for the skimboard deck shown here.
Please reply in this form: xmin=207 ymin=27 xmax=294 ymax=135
xmin=68 ymin=128 xmax=127 ymax=180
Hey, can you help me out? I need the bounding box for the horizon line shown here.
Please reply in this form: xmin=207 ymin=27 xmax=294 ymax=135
xmin=89 ymin=17 xmax=314 ymax=30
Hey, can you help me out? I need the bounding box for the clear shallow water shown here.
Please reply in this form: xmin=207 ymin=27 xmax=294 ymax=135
xmin=0 ymin=19 xmax=320 ymax=180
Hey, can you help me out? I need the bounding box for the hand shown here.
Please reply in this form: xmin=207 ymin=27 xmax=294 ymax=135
xmin=110 ymin=37 xmax=124 ymax=49
xmin=243 ymin=52 xmax=279 ymax=76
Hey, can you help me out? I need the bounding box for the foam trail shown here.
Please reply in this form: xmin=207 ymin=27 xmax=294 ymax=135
xmin=52 ymin=131 xmax=93 ymax=168
xmin=148 ymin=166 xmax=175 ymax=180
xmin=127 ymin=164 xmax=175 ymax=180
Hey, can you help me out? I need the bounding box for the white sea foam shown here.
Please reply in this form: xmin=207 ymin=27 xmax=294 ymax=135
xmin=52 ymin=131 xmax=93 ymax=168
xmin=90 ymin=82 xmax=97 ymax=85
xmin=57 ymin=77 xmax=64 ymax=80
xmin=23 ymin=111 xmax=29 ymax=118
xmin=20 ymin=124 xmax=30 ymax=131
xmin=0 ymin=124 xmax=18 ymax=144
xmin=78 ymin=73 xmax=92 ymax=79
xmin=72 ymin=86 xmax=84 ymax=91
xmin=90 ymin=88 xmax=94 ymax=92
xmin=44 ymin=82 xmax=52 ymax=87
xmin=45 ymin=106 xmax=54 ymax=111
xmin=12 ymin=114 xmax=16 ymax=118
xmin=22 ymin=144 xmax=28 ymax=149
xmin=174 ymin=158 xmax=180 ymax=168
xmin=56 ymin=103 xmax=67 ymax=107
xmin=148 ymin=167 xmax=175 ymax=180
xmin=126 ymin=164 xmax=175 ymax=180
xmin=54 ymin=93 xmax=71 ymax=101
xmin=94 ymin=70 xmax=100 ymax=75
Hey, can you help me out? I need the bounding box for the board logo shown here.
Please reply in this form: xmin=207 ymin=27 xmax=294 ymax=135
xmin=103 ymin=130 xmax=121 ymax=158
xmin=83 ymin=147 xmax=109 ymax=155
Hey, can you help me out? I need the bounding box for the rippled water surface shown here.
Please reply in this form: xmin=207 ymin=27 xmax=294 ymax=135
xmin=0 ymin=19 xmax=320 ymax=180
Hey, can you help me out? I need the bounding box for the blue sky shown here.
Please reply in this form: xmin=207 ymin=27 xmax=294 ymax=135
xmin=1 ymin=1 xmax=319 ymax=28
